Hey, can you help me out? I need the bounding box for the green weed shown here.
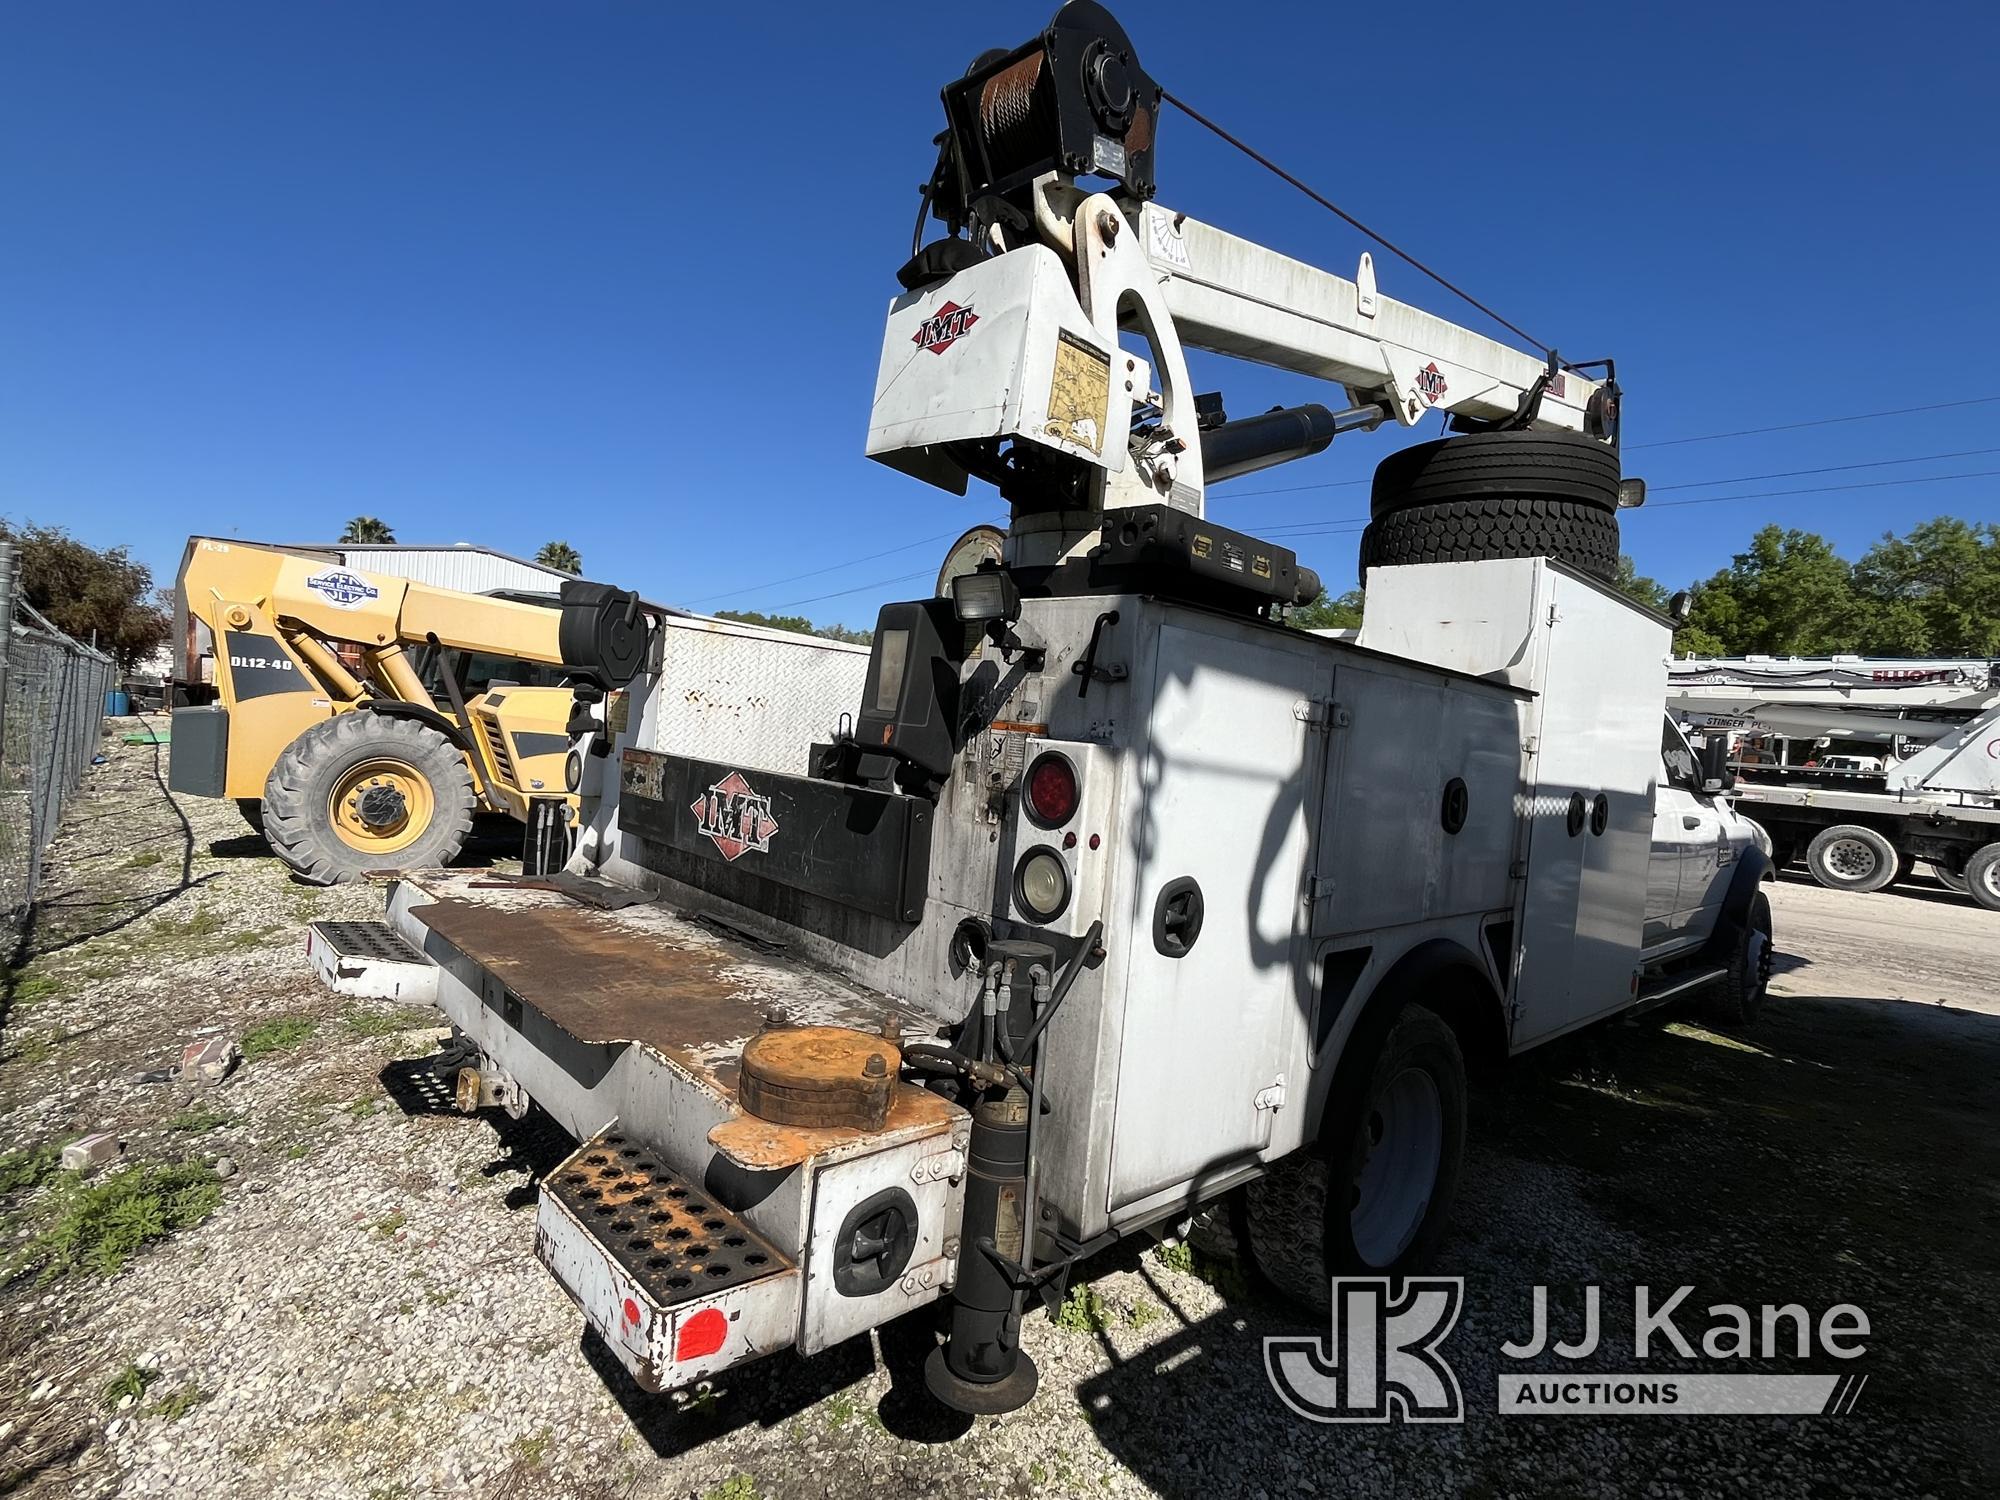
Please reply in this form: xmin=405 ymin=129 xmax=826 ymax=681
xmin=0 ymin=1142 xmax=63 ymax=1195
xmin=150 ymin=1384 xmax=209 ymax=1421
xmin=1055 ymin=1283 xmax=1111 ymax=1334
xmin=241 ymin=1015 xmax=317 ymax=1060
xmin=702 ymin=1477 xmax=759 ymax=1500
xmin=101 ymin=1363 xmax=159 ymax=1408
xmin=20 ymin=1161 xmax=222 ymax=1279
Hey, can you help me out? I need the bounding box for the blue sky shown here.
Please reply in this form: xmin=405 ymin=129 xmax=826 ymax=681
xmin=6 ymin=2 xmax=1997 ymax=628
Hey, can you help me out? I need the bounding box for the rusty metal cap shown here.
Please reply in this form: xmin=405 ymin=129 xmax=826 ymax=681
xmin=737 ymin=1025 xmax=902 ymax=1131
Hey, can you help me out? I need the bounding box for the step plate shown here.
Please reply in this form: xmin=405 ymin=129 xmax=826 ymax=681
xmin=536 ymin=1129 xmax=801 ymax=1392
xmin=545 ymin=1131 xmax=788 ymax=1305
xmin=306 ymin=919 xmax=439 ymax=1003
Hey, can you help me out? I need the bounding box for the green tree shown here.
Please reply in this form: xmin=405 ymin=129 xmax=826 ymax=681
xmin=0 ymin=522 xmax=171 ymax=668
xmin=1287 ymin=589 xmax=1364 ymax=631
xmin=1680 ymin=525 xmax=1868 ymax=656
xmin=535 ymin=541 xmax=583 ymax=574
xmin=1612 ymin=555 xmax=1672 ymax=613
xmin=339 ymin=516 xmax=395 ymax=544
xmin=713 ymin=609 xmax=871 ymax=646
xmin=1850 ymin=517 xmax=2000 ymax=656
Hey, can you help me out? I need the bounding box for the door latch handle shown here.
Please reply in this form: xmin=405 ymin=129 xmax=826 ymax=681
xmin=1682 ymin=815 xmax=1702 ymax=829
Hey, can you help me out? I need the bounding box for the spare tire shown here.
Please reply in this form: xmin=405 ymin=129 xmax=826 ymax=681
xmin=1360 ymin=497 xmax=1620 ymax=581
xmin=1371 ymin=430 xmax=1621 ymax=517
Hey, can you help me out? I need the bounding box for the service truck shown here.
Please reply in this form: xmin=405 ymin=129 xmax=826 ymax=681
xmin=313 ymin=2 xmax=1770 ymax=1414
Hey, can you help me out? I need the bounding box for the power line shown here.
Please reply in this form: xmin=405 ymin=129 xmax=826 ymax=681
xmin=1162 ymin=89 xmax=1553 ymax=356
xmin=685 ymin=523 xmax=987 ymax=607
xmin=1634 ymin=468 xmax=2000 ymax=512
xmin=1626 ymin=395 xmax=2000 ymax=450
xmin=772 ymin=567 xmax=936 ymax=612
xmin=1649 ymin=447 xmax=2000 ymax=493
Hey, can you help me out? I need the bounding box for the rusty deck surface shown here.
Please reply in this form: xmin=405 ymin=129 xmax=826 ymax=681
xmin=404 ymin=872 xmax=905 ymax=1094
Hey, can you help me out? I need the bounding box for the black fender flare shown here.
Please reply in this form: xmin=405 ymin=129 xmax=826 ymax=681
xmin=1698 ymin=844 xmax=1772 ymax=966
xmin=1311 ymin=936 xmax=1504 ymax=1142
xmin=358 ymin=698 xmax=473 ymax=755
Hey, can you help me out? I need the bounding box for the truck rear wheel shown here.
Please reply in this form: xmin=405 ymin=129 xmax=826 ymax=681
xmin=1804 ymin=824 xmax=1900 ymax=894
xmin=1245 ymin=1002 xmax=1466 ymax=1313
xmin=1931 ymin=861 xmax=1970 ymax=895
xmin=1963 ymin=843 xmax=2000 ymax=912
xmin=261 ymin=714 xmax=475 ymax=885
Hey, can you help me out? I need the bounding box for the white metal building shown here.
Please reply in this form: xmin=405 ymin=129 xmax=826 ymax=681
xmin=270 ymin=542 xmax=576 ymax=595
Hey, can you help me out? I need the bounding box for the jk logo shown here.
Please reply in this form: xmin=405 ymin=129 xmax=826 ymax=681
xmin=1265 ymin=1278 xmax=1465 ymax=1424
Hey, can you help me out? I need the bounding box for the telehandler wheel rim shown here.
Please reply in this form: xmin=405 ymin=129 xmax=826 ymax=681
xmin=1349 ymin=1065 xmax=1444 ymax=1268
xmin=328 ymin=758 xmax=436 ymax=856
xmin=1821 ymin=836 xmax=1881 ymax=882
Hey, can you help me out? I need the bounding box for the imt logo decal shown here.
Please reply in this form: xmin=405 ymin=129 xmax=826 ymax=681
xmin=912 ymin=301 xmax=979 ymax=354
xmin=1266 ymin=1278 xmax=1464 ymax=1423
xmin=690 ymin=771 xmax=778 ymax=862
xmin=1416 ymin=362 xmax=1449 ymax=404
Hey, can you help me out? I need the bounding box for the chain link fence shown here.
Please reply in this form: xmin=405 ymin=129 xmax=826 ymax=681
xmin=0 ymin=544 xmax=118 ymax=936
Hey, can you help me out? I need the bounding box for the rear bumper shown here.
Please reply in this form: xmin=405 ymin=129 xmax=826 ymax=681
xmin=370 ymin=871 xmax=970 ymax=1376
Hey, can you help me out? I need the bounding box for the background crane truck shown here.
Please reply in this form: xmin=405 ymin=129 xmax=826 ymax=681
xmin=313 ymin=2 xmax=1770 ymax=1415
xmin=1667 ymin=654 xmax=2000 ymax=906
xmin=169 ymin=537 xmax=653 ymax=882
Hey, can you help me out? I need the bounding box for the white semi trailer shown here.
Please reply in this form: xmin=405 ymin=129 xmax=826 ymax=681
xmin=314 ymin=3 xmax=1770 ymax=1412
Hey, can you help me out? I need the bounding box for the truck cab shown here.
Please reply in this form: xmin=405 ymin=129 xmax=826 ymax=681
xmin=1647 ymin=715 xmax=1756 ymax=959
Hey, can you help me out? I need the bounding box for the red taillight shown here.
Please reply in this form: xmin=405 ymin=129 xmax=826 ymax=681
xmin=1025 ymin=753 xmax=1079 ymax=827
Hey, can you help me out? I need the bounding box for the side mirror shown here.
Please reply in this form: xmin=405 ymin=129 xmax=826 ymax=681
xmin=1698 ymin=736 xmax=1736 ymax=794
xmin=1668 ymin=590 xmax=1693 ymax=626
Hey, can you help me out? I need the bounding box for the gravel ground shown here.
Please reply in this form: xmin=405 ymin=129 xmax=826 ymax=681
xmin=2 ymin=719 xmax=1995 ymax=1498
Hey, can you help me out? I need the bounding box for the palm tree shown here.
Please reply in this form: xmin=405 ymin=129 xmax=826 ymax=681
xmin=340 ymin=516 xmax=395 ymax=544
xmin=535 ymin=541 xmax=582 ymax=574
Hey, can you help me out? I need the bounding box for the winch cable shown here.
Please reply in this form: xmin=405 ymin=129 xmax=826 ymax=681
xmin=1161 ymin=88 xmax=1555 ymax=359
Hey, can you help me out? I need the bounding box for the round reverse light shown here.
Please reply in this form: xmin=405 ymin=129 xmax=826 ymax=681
xmin=1024 ymin=752 xmax=1079 ymax=827
xmin=1014 ymin=847 xmax=1071 ymax=923
xmin=565 ymin=749 xmax=583 ymax=792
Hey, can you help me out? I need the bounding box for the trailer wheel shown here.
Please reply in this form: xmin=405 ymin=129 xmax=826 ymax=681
xmin=235 ymin=798 xmax=266 ymax=836
xmin=261 ymin=714 xmax=475 ymax=885
xmin=1931 ymin=861 xmax=1970 ymax=895
xmin=1359 ymin=497 xmax=1620 ymax=583
xmin=1245 ymin=1002 xmax=1466 ymax=1312
xmin=1964 ymin=843 xmax=2000 ymax=912
xmin=1703 ymin=890 xmax=1773 ymax=1026
xmin=1803 ymin=824 xmax=1900 ymax=894
xmin=1370 ymin=431 xmax=1622 ymax=516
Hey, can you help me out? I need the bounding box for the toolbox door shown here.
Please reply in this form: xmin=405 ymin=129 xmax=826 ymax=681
xmin=1105 ymin=620 xmax=1329 ymax=1211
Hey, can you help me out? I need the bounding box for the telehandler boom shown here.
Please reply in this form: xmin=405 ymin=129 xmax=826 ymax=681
xmin=169 ymin=537 xmax=649 ymax=882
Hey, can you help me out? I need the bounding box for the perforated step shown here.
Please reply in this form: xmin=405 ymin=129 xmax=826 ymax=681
xmin=311 ymin=920 xmax=427 ymax=964
xmin=544 ymin=1131 xmax=791 ymax=1307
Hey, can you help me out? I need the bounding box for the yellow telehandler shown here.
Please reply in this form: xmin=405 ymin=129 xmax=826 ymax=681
xmin=168 ymin=537 xmax=649 ymax=883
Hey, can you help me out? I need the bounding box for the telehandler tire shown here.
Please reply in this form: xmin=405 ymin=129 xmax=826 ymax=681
xmin=1245 ymin=1001 xmax=1466 ymax=1314
xmin=1803 ymin=823 xmax=1900 ymax=894
xmin=261 ymin=714 xmax=475 ymax=885
xmin=1360 ymin=496 xmax=1620 ymax=582
xmin=235 ymin=798 xmax=266 ymax=835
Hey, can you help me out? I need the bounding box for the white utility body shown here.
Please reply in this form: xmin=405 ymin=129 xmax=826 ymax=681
xmin=319 ymin=2 xmax=1771 ymax=1411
